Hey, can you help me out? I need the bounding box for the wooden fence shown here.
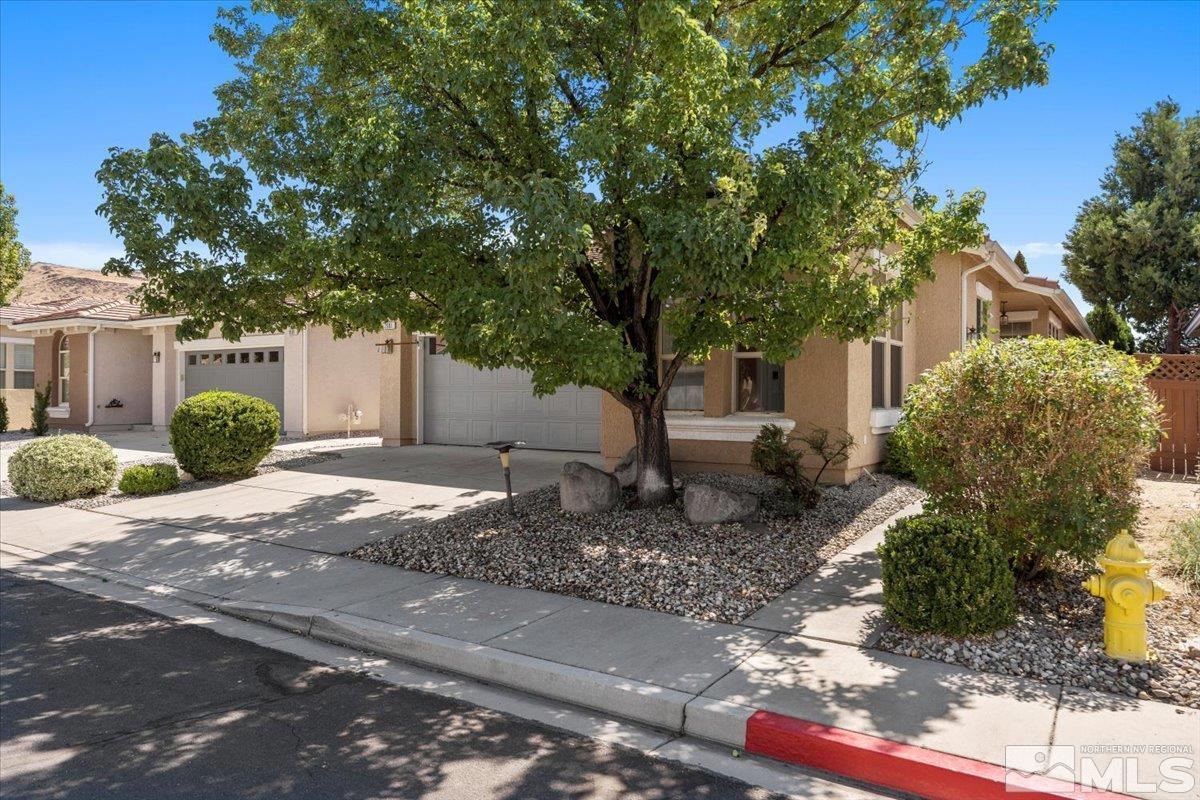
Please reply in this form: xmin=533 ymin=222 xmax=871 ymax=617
xmin=1137 ymin=354 xmax=1199 ymax=477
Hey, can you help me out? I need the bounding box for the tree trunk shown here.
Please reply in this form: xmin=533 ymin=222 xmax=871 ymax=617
xmin=632 ymin=403 xmax=674 ymax=506
xmin=1166 ymin=303 xmax=1182 ymax=354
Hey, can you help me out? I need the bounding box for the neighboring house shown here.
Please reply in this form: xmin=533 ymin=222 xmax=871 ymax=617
xmin=2 ymin=263 xmax=143 ymax=429
xmin=375 ymin=235 xmax=1091 ymax=483
xmin=2 ymin=263 xmax=380 ymax=435
xmin=1186 ymin=308 xmax=1200 ymax=339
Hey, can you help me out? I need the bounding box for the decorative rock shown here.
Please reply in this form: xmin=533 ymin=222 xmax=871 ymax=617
xmin=612 ymin=447 xmax=637 ymax=489
xmin=559 ymin=461 xmax=621 ymax=514
xmin=684 ymin=482 xmax=759 ymax=525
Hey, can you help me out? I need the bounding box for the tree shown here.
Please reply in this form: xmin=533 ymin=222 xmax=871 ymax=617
xmin=98 ymin=0 xmax=1054 ymax=505
xmin=1013 ymin=250 xmax=1029 ymax=274
xmin=0 ymin=181 xmax=31 ymax=305
xmin=1135 ymin=308 xmax=1200 ymax=354
xmin=1063 ymin=101 xmax=1200 ymax=354
xmin=1086 ymin=301 xmax=1135 ymax=353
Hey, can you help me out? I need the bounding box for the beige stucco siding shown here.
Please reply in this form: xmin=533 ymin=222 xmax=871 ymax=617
xmin=92 ymin=329 xmax=152 ymax=426
xmin=913 ymin=252 xmax=967 ymax=375
xmin=1 ymin=324 xmax=36 ymax=429
xmin=305 ymin=327 xmax=381 ymax=434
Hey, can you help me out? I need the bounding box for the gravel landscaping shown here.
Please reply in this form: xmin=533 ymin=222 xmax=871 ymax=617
xmin=1 ymin=448 xmax=340 ymax=509
xmin=877 ymin=477 xmax=1200 ymax=709
xmin=351 ymin=473 xmax=924 ymax=624
xmin=877 ymin=569 xmax=1200 ymax=708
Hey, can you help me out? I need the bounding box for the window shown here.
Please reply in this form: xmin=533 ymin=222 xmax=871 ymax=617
xmin=239 ymin=352 xmax=250 ymax=364
xmin=1000 ymin=321 xmax=1033 ymax=339
xmin=0 ymin=344 xmax=5 ymax=388
xmin=226 ymin=352 xmax=237 ymax=365
xmin=660 ymin=325 xmax=704 ymax=411
xmin=188 ymin=354 xmax=197 ymax=366
xmin=267 ymin=351 xmax=280 ymax=363
xmin=1048 ymin=322 xmax=1062 ymax=340
xmin=57 ymin=338 xmax=70 ymax=405
xmin=13 ymin=344 xmax=33 ymax=388
xmin=734 ymin=345 xmax=784 ymax=413
xmin=254 ymin=352 xmax=264 ymax=363
xmin=872 ymin=303 xmax=904 ymax=409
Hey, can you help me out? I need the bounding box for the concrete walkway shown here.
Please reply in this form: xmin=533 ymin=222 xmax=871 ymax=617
xmin=2 ymin=445 xmax=1196 ymax=799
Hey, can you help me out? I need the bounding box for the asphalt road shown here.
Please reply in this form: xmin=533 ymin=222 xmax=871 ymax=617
xmin=0 ymin=571 xmax=787 ymax=800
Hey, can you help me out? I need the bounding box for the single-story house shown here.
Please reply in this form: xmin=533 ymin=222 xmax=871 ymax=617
xmin=374 ymin=236 xmax=1091 ymax=482
xmin=2 ymin=264 xmax=380 ymax=436
xmin=2 ymin=263 xmax=147 ymax=430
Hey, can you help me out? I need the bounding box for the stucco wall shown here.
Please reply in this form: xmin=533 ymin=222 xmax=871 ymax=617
xmin=92 ymin=329 xmax=152 ymax=427
xmin=305 ymin=327 xmax=382 ymax=434
xmin=1 ymin=324 xmax=36 ymax=428
xmin=913 ymin=252 xmax=967 ymax=375
xmin=379 ymin=325 xmax=417 ymax=446
xmin=35 ymin=331 xmax=90 ymax=430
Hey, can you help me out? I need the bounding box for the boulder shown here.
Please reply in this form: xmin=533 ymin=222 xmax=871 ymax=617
xmin=560 ymin=461 xmax=621 ymax=514
xmin=612 ymin=447 xmax=637 ymax=489
xmin=683 ymin=483 xmax=759 ymax=525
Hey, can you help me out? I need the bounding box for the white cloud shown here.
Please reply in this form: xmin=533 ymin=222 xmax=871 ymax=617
xmin=25 ymin=241 xmax=125 ymax=270
xmin=1000 ymin=241 xmax=1066 ymax=260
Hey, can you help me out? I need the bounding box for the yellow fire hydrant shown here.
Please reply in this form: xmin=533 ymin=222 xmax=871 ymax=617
xmin=1082 ymin=531 xmax=1168 ymax=663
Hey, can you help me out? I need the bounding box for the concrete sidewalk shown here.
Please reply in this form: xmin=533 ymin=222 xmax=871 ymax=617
xmin=2 ymin=475 xmax=1197 ymax=799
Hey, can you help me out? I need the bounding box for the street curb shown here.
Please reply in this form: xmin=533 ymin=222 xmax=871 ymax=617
xmin=215 ymin=600 xmax=691 ymax=732
xmin=744 ymin=709 xmax=1135 ymax=800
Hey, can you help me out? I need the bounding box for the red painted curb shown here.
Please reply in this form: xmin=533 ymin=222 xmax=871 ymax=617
xmin=744 ymin=710 xmax=1133 ymax=800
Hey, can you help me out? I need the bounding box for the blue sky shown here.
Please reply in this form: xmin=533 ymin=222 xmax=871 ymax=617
xmin=2 ymin=0 xmax=1198 ymax=313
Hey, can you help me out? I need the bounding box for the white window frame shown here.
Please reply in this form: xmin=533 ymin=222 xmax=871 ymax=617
xmin=731 ymin=346 xmax=785 ymax=414
xmin=12 ymin=342 xmax=35 ymax=389
xmin=871 ymin=301 xmax=905 ymax=412
xmin=1048 ymin=312 xmax=1063 ymax=340
xmin=659 ymin=321 xmax=704 ymax=412
xmin=57 ymin=337 xmax=70 ymax=408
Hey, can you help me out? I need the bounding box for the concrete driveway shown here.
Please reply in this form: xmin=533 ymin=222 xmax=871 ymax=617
xmin=2 ymin=439 xmax=603 ymax=555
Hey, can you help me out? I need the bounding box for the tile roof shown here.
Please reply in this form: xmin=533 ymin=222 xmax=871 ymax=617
xmin=1022 ymin=275 xmax=1061 ymax=289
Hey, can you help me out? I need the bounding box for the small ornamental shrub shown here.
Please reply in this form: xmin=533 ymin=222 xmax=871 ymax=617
xmin=170 ymin=391 xmax=279 ymax=479
xmin=1168 ymin=516 xmax=1200 ymax=592
xmin=751 ymin=424 xmax=855 ymax=511
xmin=899 ymin=337 xmax=1161 ymax=577
xmin=31 ymin=381 xmax=51 ymax=436
xmin=0 ymin=395 xmax=8 ymax=433
xmin=8 ymin=434 xmax=118 ymax=502
xmin=881 ymin=427 xmax=915 ymax=480
xmin=118 ymin=462 xmax=181 ymax=496
xmin=878 ymin=513 xmax=1017 ymax=636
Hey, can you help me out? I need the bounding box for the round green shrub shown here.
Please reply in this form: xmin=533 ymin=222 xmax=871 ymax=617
xmin=878 ymin=513 xmax=1017 ymax=636
xmin=8 ymin=434 xmax=118 ymax=502
xmin=118 ymin=462 xmax=181 ymax=496
xmin=881 ymin=427 xmax=915 ymax=480
xmin=169 ymin=391 xmax=280 ymax=480
xmin=898 ymin=337 xmax=1161 ymax=577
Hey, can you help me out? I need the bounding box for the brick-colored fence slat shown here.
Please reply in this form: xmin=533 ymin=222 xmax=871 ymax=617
xmin=1136 ymin=354 xmax=1200 ymax=477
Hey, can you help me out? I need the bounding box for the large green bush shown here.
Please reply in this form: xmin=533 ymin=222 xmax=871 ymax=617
xmin=897 ymin=337 xmax=1161 ymax=576
xmin=170 ymin=391 xmax=279 ymax=479
xmin=878 ymin=513 xmax=1017 ymax=636
xmin=118 ymin=462 xmax=181 ymax=496
xmin=8 ymin=434 xmax=118 ymax=502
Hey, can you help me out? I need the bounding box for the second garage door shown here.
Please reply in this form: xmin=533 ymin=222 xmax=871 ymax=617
xmin=184 ymin=347 xmax=285 ymax=418
xmin=423 ymin=343 xmax=601 ymax=451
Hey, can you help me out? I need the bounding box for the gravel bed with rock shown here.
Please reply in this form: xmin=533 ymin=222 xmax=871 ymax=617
xmin=876 ymin=568 xmax=1200 ymax=709
xmin=1 ymin=449 xmax=340 ymax=509
xmin=351 ymin=472 xmax=924 ymax=624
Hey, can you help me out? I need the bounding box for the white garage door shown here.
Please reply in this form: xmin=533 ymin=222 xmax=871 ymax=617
xmin=423 ymin=342 xmax=601 ymax=451
xmin=184 ymin=347 xmax=285 ymax=418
